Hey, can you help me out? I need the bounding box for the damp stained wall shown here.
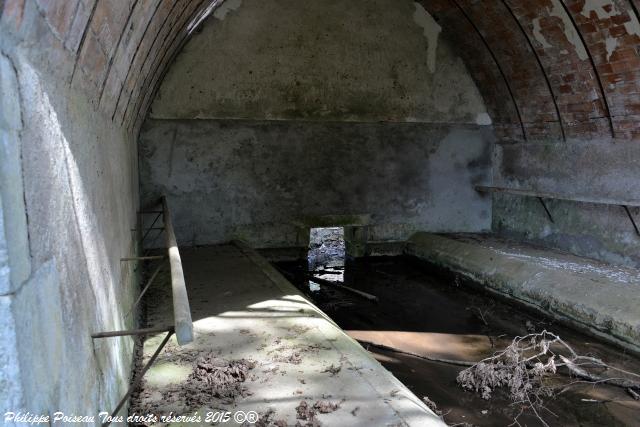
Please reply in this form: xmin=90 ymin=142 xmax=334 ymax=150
xmin=140 ymin=120 xmax=493 ymax=247
xmin=492 ymin=140 xmax=640 ymax=269
xmin=140 ymin=0 xmax=494 ymax=248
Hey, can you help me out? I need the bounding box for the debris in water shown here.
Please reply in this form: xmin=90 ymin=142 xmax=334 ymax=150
xmin=457 ymin=331 xmax=640 ymax=426
xmin=525 ymin=320 xmax=536 ymax=332
xmin=422 ymin=396 xmax=442 ymax=416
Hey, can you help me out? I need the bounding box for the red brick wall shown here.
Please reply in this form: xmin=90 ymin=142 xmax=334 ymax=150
xmin=2 ymin=0 xmax=639 ymax=141
xmin=422 ymin=0 xmax=640 ymax=142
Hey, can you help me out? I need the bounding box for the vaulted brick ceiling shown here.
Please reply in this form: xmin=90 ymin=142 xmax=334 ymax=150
xmin=423 ymin=0 xmax=640 ymax=142
xmin=3 ymin=0 xmax=639 ymax=141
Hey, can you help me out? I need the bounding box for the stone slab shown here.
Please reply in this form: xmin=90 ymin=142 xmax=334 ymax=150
xmin=134 ymin=243 xmax=443 ymax=426
xmin=406 ymin=232 xmax=640 ymax=353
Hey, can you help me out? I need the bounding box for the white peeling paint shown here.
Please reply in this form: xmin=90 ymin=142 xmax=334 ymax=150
xmin=581 ymin=0 xmax=617 ymax=19
xmin=623 ymin=13 xmax=640 ymax=37
xmin=581 ymin=0 xmax=640 ymax=37
xmin=532 ymin=17 xmax=552 ymax=48
xmin=214 ymin=0 xmax=242 ymax=20
xmin=475 ymin=112 xmax=493 ymax=126
xmin=549 ymin=0 xmax=588 ymax=61
xmin=413 ymin=2 xmax=442 ymax=74
xmin=605 ymin=36 xmax=619 ymax=61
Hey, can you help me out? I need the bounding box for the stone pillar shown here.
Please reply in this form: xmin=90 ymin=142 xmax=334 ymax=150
xmin=344 ymin=225 xmax=369 ymax=259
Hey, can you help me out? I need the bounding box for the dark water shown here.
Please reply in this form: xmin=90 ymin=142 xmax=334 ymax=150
xmin=275 ymin=256 xmax=640 ymax=427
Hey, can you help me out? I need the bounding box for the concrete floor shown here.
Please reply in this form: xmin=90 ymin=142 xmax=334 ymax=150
xmin=131 ymin=242 xmax=443 ymax=426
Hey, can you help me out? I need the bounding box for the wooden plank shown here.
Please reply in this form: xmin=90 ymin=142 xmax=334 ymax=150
xmin=162 ymin=196 xmax=194 ymax=345
xmin=309 ymin=275 xmax=379 ymax=302
xmin=475 ymin=185 xmax=640 ymax=208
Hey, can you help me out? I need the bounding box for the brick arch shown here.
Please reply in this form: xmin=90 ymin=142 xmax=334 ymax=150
xmin=422 ymin=0 xmax=640 ymax=142
xmin=0 ymin=0 xmax=219 ymax=131
xmin=3 ymin=0 xmax=640 ymax=141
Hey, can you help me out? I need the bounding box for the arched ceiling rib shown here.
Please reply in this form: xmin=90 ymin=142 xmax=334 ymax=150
xmin=2 ymin=0 xmax=639 ymax=141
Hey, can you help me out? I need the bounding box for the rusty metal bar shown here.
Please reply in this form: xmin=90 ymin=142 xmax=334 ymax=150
xmin=162 ymin=196 xmax=193 ymax=345
xmin=101 ymin=329 xmax=174 ymax=426
xmin=537 ymin=197 xmax=555 ymax=223
xmin=476 ymin=185 xmax=640 ymax=208
xmin=120 ymin=255 xmax=165 ymax=261
xmin=143 ymin=228 xmax=165 ymax=257
xmin=141 ymin=212 xmax=163 ymax=242
xmin=91 ymin=325 xmax=173 ymax=339
xmin=623 ymin=205 xmax=640 ymax=236
xmin=125 ymin=261 xmax=166 ymax=319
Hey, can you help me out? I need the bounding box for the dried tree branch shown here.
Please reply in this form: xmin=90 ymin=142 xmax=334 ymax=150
xmin=457 ymin=331 xmax=640 ymax=426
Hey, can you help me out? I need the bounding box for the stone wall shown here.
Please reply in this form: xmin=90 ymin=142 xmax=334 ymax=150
xmin=149 ymin=0 xmax=490 ymax=125
xmin=492 ymin=139 xmax=640 ymax=268
xmin=140 ymin=0 xmax=494 ymax=248
xmin=1 ymin=4 xmax=139 ymax=420
xmin=140 ymin=120 xmax=493 ymax=248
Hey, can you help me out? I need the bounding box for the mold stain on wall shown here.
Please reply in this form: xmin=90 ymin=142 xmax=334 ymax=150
xmin=140 ymin=0 xmax=495 ymax=248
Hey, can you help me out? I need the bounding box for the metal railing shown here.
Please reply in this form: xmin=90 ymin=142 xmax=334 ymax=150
xmin=92 ymin=195 xmax=193 ymax=425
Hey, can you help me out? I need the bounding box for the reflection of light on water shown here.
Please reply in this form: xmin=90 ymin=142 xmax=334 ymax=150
xmin=309 ymin=281 xmax=321 ymax=292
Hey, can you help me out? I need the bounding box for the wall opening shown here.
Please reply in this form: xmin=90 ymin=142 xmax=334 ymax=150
xmin=307 ymin=227 xmax=345 ymax=291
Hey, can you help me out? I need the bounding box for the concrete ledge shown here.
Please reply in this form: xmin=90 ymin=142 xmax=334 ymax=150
xmin=406 ymin=233 xmax=640 ymax=353
xmin=136 ymin=242 xmax=444 ymax=425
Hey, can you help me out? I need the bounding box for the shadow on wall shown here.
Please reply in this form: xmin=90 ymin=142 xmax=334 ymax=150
xmin=0 ymin=51 xmax=139 ymax=415
xmin=139 ymin=121 xmax=494 ymax=249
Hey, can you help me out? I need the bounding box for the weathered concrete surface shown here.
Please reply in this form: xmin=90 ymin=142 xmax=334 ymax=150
xmin=141 ymin=0 xmax=495 ymax=251
xmin=406 ymin=233 xmax=640 ymax=353
xmin=134 ymin=243 xmax=444 ymax=426
xmin=0 ymin=52 xmax=30 ymax=294
xmin=0 ymin=6 xmax=140 ymax=419
xmin=492 ymin=139 xmax=640 ymax=268
xmin=140 ymin=120 xmax=493 ymax=248
xmin=150 ymin=0 xmax=489 ymax=125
